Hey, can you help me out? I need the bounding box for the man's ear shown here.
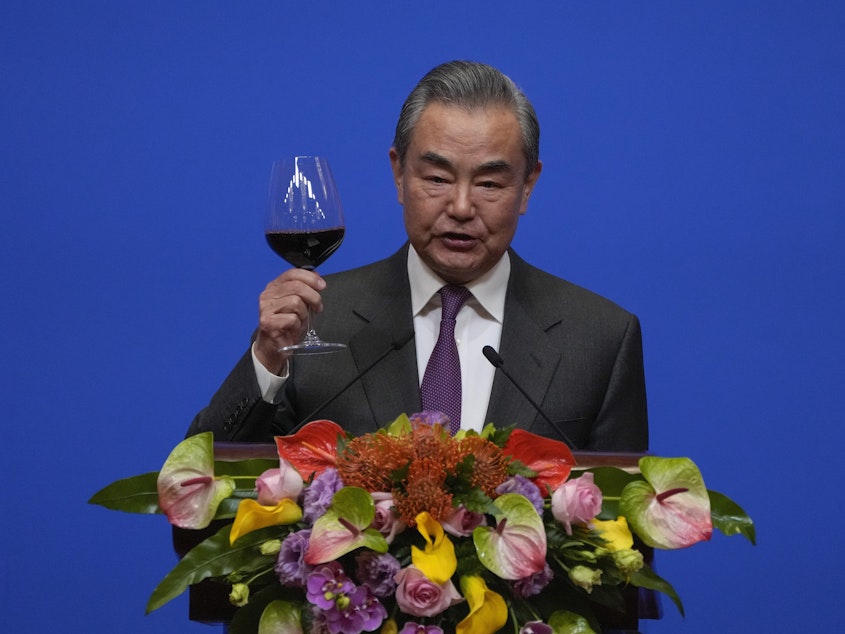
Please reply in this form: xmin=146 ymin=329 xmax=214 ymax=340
xmin=388 ymin=147 xmax=404 ymax=205
xmin=519 ymin=160 xmax=543 ymax=215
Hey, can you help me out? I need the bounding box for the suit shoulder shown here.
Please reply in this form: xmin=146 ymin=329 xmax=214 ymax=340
xmin=509 ymin=253 xmax=638 ymax=326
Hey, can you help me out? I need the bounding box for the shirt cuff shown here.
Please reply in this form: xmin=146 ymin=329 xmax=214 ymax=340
xmin=251 ymin=342 xmax=288 ymax=403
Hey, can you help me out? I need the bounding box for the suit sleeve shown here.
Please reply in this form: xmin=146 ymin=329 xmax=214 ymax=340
xmin=185 ymin=347 xmax=281 ymax=441
xmin=588 ymin=314 xmax=649 ymax=452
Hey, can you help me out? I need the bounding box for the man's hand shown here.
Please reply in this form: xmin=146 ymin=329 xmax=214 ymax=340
xmin=254 ymin=268 xmax=326 ymax=373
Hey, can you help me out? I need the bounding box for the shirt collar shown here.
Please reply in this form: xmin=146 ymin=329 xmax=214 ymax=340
xmin=407 ymin=245 xmax=510 ymax=322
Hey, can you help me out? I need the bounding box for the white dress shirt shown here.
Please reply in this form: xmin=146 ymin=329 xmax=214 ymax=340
xmin=407 ymin=246 xmax=507 ymax=432
xmin=252 ymin=246 xmax=509 ymax=432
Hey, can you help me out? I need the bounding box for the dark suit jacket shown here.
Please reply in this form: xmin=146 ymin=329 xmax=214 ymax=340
xmin=187 ymin=244 xmax=648 ymax=451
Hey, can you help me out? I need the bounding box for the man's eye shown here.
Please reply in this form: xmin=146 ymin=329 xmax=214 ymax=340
xmin=426 ymin=175 xmax=449 ymax=184
xmin=478 ymin=180 xmax=502 ymax=189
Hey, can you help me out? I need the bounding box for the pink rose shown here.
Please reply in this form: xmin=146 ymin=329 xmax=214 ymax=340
xmin=255 ymin=459 xmax=304 ymax=505
xmin=551 ymin=472 xmax=602 ymax=535
xmin=394 ymin=566 xmax=463 ymax=617
xmin=441 ymin=505 xmax=486 ymax=537
xmin=371 ymin=492 xmax=406 ymax=543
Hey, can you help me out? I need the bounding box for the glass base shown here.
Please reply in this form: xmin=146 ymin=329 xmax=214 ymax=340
xmin=281 ymin=339 xmax=347 ymax=355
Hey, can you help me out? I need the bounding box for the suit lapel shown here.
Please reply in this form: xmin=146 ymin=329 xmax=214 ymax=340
xmin=346 ymin=248 xmax=421 ymax=428
xmin=485 ymin=257 xmax=561 ymax=431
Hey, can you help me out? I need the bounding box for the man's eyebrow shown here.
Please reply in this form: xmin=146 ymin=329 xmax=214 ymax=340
xmin=476 ymin=159 xmax=513 ymax=173
xmin=419 ymin=152 xmax=514 ymax=174
xmin=420 ymin=151 xmax=453 ymax=168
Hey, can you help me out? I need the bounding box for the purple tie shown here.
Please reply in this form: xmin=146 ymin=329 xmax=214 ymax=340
xmin=420 ymin=285 xmax=472 ymax=435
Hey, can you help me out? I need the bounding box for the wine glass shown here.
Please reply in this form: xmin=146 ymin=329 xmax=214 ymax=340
xmin=265 ymin=156 xmax=346 ymax=354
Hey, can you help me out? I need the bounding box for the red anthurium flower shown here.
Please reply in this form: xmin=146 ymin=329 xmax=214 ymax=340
xmin=274 ymin=420 xmax=347 ymax=481
xmin=503 ymin=429 xmax=576 ymax=494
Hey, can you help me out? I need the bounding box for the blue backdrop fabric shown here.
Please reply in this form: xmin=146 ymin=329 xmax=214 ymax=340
xmin=2 ymin=1 xmax=843 ymax=631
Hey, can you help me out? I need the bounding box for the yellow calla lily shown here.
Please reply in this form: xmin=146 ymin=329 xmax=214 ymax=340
xmin=456 ymin=575 xmax=507 ymax=634
xmin=410 ymin=511 xmax=457 ymax=584
xmin=230 ymin=498 xmax=303 ymax=544
xmin=593 ymin=516 xmax=634 ymax=551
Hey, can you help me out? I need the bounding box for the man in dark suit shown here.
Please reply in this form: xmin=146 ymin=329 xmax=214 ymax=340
xmin=187 ymin=61 xmax=648 ymax=451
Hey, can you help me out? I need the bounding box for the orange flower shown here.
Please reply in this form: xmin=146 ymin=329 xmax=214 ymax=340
xmin=394 ymin=456 xmax=453 ymax=526
xmin=336 ymin=432 xmax=412 ymax=491
xmin=456 ymin=436 xmax=509 ymax=497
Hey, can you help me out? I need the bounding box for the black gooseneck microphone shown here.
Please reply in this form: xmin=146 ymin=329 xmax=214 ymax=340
xmin=288 ymin=329 xmax=416 ymax=434
xmin=482 ymin=345 xmax=578 ymax=450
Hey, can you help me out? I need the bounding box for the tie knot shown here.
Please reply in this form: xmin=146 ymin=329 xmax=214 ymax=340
xmin=439 ymin=285 xmax=471 ymax=321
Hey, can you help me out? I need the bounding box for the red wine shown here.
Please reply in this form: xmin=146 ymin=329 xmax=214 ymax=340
xmin=266 ymin=228 xmax=345 ymax=269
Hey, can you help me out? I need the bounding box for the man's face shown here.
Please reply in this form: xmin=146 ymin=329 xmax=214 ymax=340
xmin=390 ymin=102 xmax=542 ymax=285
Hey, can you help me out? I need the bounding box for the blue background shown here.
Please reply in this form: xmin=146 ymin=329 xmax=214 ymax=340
xmin=2 ymin=1 xmax=843 ymax=631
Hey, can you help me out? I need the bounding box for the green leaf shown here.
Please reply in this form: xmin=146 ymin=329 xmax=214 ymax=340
xmin=629 ymin=563 xmax=684 ymax=617
xmin=548 ymin=609 xmax=598 ymax=633
xmin=709 ymin=489 xmax=756 ymax=545
xmin=259 ymin=600 xmax=304 ymax=634
xmin=146 ymin=523 xmax=276 ymax=613
xmin=88 ymin=472 xmax=162 ymax=514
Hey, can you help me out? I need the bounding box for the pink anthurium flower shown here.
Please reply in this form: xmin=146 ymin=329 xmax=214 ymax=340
xmin=305 ymin=487 xmax=388 ymax=564
xmin=620 ymin=456 xmax=713 ymax=549
xmin=472 ymin=493 xmax=547 ymax=580
xmin=157 ymin=432 xmax=235 ymax=529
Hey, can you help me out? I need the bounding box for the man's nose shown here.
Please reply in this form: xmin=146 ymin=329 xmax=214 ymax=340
xmin=448 ymin=182 xmax=475 ymax=219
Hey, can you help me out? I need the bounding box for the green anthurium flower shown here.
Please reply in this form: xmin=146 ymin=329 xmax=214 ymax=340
xmin=258 ymin=599 xmax=303 ymax=634
xmin=156 ymin=432 xmax=235 ymax=529
xmin=411 ymin=511 xmax=457 ymax=584
xmin=472 ymin=493 xmax=547 ymax=580
xmin=456 ymin=575 xmax=507 ymax=634
xmin=620 ymin=456 xmax=713 ymax=549
xmin=304 ymin=487 xmax=389 ymax=564
xmin=229 ymin=498 xmax=303 ymax=544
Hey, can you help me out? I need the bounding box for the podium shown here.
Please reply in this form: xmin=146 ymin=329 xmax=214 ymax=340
xmin=173 ymin=444 xmax=661 ymax=633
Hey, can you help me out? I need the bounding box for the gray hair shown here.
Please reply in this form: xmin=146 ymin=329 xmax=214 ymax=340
xmin=392 ymin=61 xmax=540 ymax=178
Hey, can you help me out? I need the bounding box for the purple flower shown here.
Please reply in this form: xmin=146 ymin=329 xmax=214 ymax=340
xmin=399 ymin=624 xmax=445 ymax=634
xmin=303 ymin=468 xmax=344 ymax=525
xmin=324 ymin=585 xmax=387 ymax=634
xmin=512 ymin=562 xmax=554 ymax=598
xmin=306 ymin=562 xmax=355 ymax=610
xmin=496 ymin=475 xmax=545 ymax=516
xmin=355 ymin=551 xmax=401 ymax=597
xmin=275 ymin=529 xmax=313 ymax=587
xmin=409 ymin=410 xmax=451 ymax=429
xmin=520 ymin=622 xmax=553 ymax=634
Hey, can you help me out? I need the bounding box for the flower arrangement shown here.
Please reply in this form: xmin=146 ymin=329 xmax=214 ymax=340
xmin=90 ymin=412 xmax=754 ymax=633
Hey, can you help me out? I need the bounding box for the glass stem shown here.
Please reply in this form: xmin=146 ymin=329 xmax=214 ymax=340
xmin=303 ymin=307 xmax=319 ymax=344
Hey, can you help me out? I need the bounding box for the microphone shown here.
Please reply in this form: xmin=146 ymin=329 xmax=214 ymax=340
xmin=289 ymin=329 xmax=416 ymax=434
xmin=482 ymin=345 xmax=578 ymax=449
